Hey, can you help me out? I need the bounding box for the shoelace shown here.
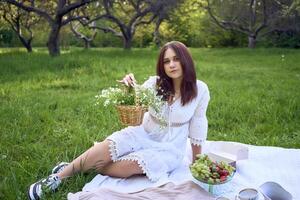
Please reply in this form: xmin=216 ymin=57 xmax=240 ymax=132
xmin=42 ymin=175 xmax=60 ymax=190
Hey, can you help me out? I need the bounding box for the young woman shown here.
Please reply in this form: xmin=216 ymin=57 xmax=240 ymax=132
xmin=28 ymin=41 xmax=210 ymax=200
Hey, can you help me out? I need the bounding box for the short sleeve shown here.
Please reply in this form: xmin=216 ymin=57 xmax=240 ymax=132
xmin=142 ymin=76 xmax=157 ymax=89
xmin=188 ymin=83 xmax=210 ymax=146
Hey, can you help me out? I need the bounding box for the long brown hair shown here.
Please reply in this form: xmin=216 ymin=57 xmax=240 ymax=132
xmin=156 ymin=41 xmax=197 ymax=106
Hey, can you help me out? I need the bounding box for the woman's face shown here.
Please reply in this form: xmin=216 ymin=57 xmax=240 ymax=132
xmin=163 ymin=48 xmax=183 ymax=81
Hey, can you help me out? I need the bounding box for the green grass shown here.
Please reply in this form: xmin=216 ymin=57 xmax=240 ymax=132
xmin=0 ymin=47 xmax=299 ymax=199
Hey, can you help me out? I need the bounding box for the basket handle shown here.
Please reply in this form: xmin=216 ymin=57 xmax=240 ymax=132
xmin=134 ymin=87 xmax=140 ymax=106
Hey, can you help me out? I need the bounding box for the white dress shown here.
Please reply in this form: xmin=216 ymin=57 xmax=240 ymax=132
xmin=106 ymin=76 xmax=210 ymax=182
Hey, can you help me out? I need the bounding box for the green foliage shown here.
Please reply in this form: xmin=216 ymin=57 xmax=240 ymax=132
xmin=0 ymin=0 xmax=299 ymax=48
xmin=133 ymin=24 xmax=154 ymax=48
xmin=93 ymin=31 xmax=123 ymax=47
xmin=0 ymin=28 xmax=23 ymax=47
xmin=0 ymin=28 xmax=13 ymax=46
xmin=260 ymin=31 xmax=300 ymax=48
xmin=159 ymin=0 xmax=201 ymax=45
xmin=159 ymin=0 xmax=247 ymax=48
xmin=96 ymin=86 xmax=136 ymax=106
xmin=0 ymin=47 xmax=300 ymax=199
xmin=193 ymin=14 xmax=247 ymax=47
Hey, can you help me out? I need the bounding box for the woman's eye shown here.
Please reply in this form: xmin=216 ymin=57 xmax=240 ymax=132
xmin=163 ymin=60 xmax=170 ymax=64
xmin=174 ymin=57 xmax=180 ymax=62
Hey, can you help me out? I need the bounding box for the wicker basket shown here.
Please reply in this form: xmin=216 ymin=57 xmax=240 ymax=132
xmin=116 ymin=105 xmax=147 ymax=126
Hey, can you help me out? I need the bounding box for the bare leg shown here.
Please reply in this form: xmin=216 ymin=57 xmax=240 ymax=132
xmin=57 ymin=140 xmax=112 ymax=179
xmin=101 ymin=160 xmax=144 ymax=178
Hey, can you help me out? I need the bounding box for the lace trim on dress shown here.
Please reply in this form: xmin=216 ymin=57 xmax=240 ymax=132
xmin=190 ymin=137 xmax=205 ymax=146
xmin=108 ymin=139 xmax=119 ymax=162
xmin=116 ymin=154 xmax=158 ymax=182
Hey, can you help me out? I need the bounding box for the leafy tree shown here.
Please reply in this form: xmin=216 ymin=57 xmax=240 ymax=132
xmin=150 ymin=0 xmax=183 ymax=47
xmin=0 ymin=2 xmax=40 ymax=52
xmin=200 ymin=0 xmax=299 ymax=48
xmin=3 ymin=0 xmax=98 ymax=56
xmin=70 ymin=21 xmax=97 ymax=48
xmin=157 ymin=0 xmax=243 ymax=47
xmin=160 ymin=0 xmax=204 ymax=46
xmin=81 ymin=0 xmax=181 ymax=49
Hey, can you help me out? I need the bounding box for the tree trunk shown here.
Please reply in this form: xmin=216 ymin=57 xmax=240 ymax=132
xmin=153 ymin=18 xmax=162 ymax=48
xmin=124 ymin=38 xmax=132 ymax=49
xmin=23 ymin=41 xmax=32 ymax=52
xmin=83 ymin=39 xmax=91 ymax=49
xmin=153 ymin=32 xmax=161 ymax=48
xmin=123 ymin=30 xmax=132 ymax=50
xmin=47 ymin=23 xmax=61 ymax=56
xmin=17 ymin=34 xmax=32 ymax=53
xmin=248 ymin=35 xmax=256 ymax=48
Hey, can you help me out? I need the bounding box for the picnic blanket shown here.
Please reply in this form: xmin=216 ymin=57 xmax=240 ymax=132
xmin=68 ymin=141 xmax=300 ymax=200
xmin=67 ymin=181 xmax=215 ymax=200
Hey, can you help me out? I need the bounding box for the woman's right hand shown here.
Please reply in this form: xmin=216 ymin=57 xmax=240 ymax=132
xmin=118 ymin=73 xmax=137 ymax=87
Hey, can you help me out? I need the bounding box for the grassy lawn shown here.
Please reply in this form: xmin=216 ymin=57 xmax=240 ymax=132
xmin=0 ymin=47 xmax=299 ymax=199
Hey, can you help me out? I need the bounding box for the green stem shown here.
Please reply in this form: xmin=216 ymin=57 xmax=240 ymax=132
xmin=208 ymin=184 xmax=214 ymax=193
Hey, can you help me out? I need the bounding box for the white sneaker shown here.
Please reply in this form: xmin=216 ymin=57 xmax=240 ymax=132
xmin=28 ymin=174 xmax=61 ymax=200
xmin=51 ymin=162 xmax=69 ymax=174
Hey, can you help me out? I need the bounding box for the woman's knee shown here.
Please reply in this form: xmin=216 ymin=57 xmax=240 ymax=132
xmin=82 ymin=140 xmax=112 ymax=171
xmin=94 ymin=140 xmax=112 ymax=157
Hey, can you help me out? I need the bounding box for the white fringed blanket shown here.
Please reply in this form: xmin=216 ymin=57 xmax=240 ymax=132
xmin=68 ymin=141 xmax=300 ymax=200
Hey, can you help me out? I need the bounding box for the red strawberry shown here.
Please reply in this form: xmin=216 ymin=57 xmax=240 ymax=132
xmin=220 ymin=176 xmax=227 ymax=182
xmin=220 ymin=169 xmax=229 ymax=176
